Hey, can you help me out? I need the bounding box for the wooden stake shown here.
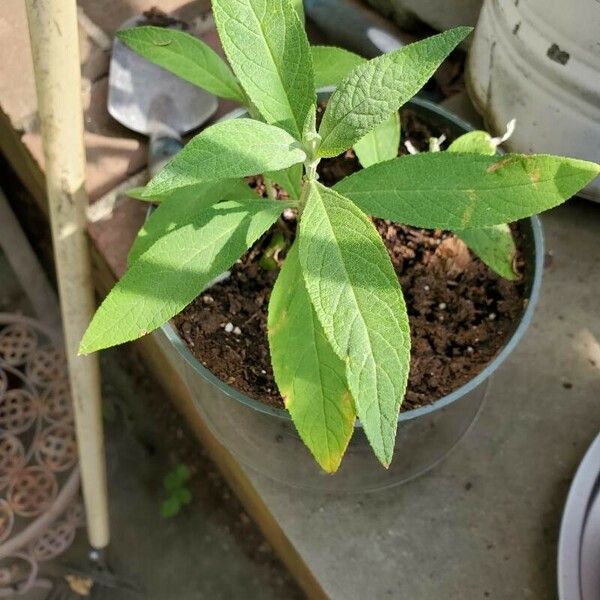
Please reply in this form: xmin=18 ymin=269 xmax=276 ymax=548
xmin=25 ymin=0 xmax=109 ymax=549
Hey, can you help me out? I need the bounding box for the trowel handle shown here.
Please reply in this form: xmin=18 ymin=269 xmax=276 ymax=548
xmin=149 ymin=134 xmax=184 ymax=177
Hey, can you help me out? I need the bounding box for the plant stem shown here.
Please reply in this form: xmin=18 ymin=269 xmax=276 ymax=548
xmin=297 ymin=179 xmax=311 ymax=214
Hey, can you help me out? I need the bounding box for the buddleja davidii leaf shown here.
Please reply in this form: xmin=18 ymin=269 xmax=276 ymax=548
xmin=128 ymin=178 xmax=256 ymax=203
xmin=143 ymin=119 xmax=306 ymax=197
xmin=447 ymin=130 xmax=496 ymax=155
xmin=266 ymin=164 xmax=303 ymax=200
xmin=128 ymin=179 xmax=258 ymax=264
xmin=311 ymin=46 xmax=365 ymax=89
xmin=80 ymin=199 xmax=288 ymax=354
xmin=213 ymin=0 xmax=314 ymax=139
xmin=292 ymin=0 xmax=305 ymax=24
xmin=316 ymin=27 xmax=471 ymax=157
xmin=455 ymin=225 xmax=518 ymax=281
xmin=268 ymin=242 xmax=355 ymax=473
xmin=311 ymin=45 xmax=401 ymax=169
xmin=353 ymin=112 xmax=400 ymax=169
xmin=335 ymin=152 xmax=600 ymax=229
xmin=447 ymin=131 xmax=517 ymax=279
xmin=116 ymin=26 xmax=244 ymax=102
xmin=298 ymin=182 xmax=411 ymax=467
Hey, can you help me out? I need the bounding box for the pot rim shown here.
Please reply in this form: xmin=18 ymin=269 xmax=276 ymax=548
xmin=160 ymin=96 xmax=545 ymax=426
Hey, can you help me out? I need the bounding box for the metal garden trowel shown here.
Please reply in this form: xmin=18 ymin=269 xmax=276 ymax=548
xmin=108 ymin=15 xmax=218 ymax=177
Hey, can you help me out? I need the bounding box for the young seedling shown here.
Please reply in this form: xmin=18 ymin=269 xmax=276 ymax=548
xmin=160 ymin=464 xmax=192 ymax=518
xmin=80 ymin=0 xmax=600 ymax=472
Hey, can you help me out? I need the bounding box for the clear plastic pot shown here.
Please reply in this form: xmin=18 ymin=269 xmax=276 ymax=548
xmin=157 ymin=98 xmax=544 ymax=492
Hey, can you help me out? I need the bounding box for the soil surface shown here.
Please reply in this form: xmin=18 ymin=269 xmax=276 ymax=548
xmin=174 ymin=107 xmax=527 ymax=411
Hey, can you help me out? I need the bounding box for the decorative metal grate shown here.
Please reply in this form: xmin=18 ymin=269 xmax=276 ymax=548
xmin=0 ymin=314 xmax=82 ymax=596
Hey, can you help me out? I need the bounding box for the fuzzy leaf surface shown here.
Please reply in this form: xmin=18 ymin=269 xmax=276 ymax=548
xmin=128 ymin=179 xmax=257 ymax=263
xmin=266 ymin=164 xmax=303 ymax=200
xmin=447 ymin=131 xmax=516 ymax=278
xmin=292 ymin=0 xmax=304 ymax=23
xmin=128 ymin=178 xmax=256 ymax=203
xmin=353 ymin=112 xmax=400 ymax=168
xmin=335 ymin=152 xmax=600 ymax=229
xmin=116 ymin=26 xmax=244 ymax=102
xmin=143 ymin=119 xmax=306 ymax=197
xmin=298 ymin=182 xmax=410 ymax=466
xmin=316 ymin=27 xmax=471 ymax=157
xmin=268 ymin=242 xmax=355 ymax=472
xmin=448 ymin=130 xmax=496 ymax=155
xmin=311 ymin=46 xmax=365 ymax=89
xmin=213 ymin=0 xmax=314 ymax=138
xmin=455 ymin=225 xmax=518 ymax=280
xmin=80 ymin=200 xmax=286 ymax=354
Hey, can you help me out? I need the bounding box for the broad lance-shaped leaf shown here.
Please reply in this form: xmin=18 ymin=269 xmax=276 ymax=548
xmin=116 ymin=27 xmax=244 ymax=102
xmin=268 ymin=242 xmax=355 ymax=473
xmin=311 ymin=46 xmax=365 ymax=89
xmin=316 ymin=27 xmax=471 ymax=157
xmin=455 ymin=225 xmax=518 ymax=281
xmin=291 ymin=0 xmax=304 ymax=23
xmin=143 ymin=119 xmax=306 ymax=197
xmin=80 ymin=200 xmax=287 ymax=354
xmin=266 ymin=164 xmax=303 ymax=200
xmin=213 ymin=0 xmax=314 ymax=138
xmin=129 ymin=179 xmax=258 ymax=264
xmin=128 ymin=177 xmax=256 ymax=203
xmin=311 ymin=45 xmax=401 ymax=170
xmin=448 ymin=130 xmax=496 ymax=155
xmin=335 ymin=152 xmax=600 ymax=229
xmin=298 ymin=181 xmax=411 ymax=467
xmin=353 ymin=112 xmax=400 ymax=169
xmin=446 ymin=130 xmax=517 ymax=279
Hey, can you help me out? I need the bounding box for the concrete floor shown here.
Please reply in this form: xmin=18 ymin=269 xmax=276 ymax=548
xmin=0 ymin=252 xmax=299 ymax=600
xmin=4 ymin=197 xmax=599 ymax=599
xmin=241 ymin=198 xmax=600 ymax=599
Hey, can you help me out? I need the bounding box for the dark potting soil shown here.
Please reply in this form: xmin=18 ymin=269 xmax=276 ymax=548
xmin=174 ymin=108 xmax=527 ymax=411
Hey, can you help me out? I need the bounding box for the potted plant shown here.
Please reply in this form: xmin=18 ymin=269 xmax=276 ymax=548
xmin=80 ymin=0 xmax=599 ymax=491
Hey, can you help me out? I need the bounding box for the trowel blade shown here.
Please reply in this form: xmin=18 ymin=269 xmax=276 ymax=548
xmin=108 ymin=16 xmax=218 ymax=136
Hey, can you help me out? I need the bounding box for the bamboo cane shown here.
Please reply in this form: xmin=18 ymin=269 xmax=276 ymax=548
xmin=25 ymin=0 xmax=109 ymax=549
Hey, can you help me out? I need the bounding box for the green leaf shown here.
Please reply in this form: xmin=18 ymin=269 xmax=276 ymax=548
xmin=175 ymin=487 xmax=192 ymax=505
xmin=316 ymin=27 xmax=471 ymax=157
xmin=80 ymin=199 xmax=287 ymax=354
xmin=353 ymin=112 xmax=400 ymax=168
xmin=175 ymin=464 xmax=191 ymax=483
xmin=259 ymin=231 xmax=286 ymax=270
xmin=126 ymin=186 xmax=156 ymax=201
xmin=213 ymin=0 xmax=315 ymax=138
xmin=448 ymin=130 xmax=496 ymax=155
xmin=446 ymin=129 xmax=516 ymax=279
xmin=292 ymin=0 xmax=305 ymax=24
xmin=266 ymin=164 xmax=303 ymax=200
xmin=268 ymin=242 xmax=355 ymax=473
xmin=143 ymin=119 xmax=306 ymax=197
xmin=455 ymin=225 xmax=518 ymax=280
xmin=164 ymin=471 xmax=181 ymax=492
xmin=160 ymin=497 xmax=181 ymax=518
xmin=116 ymin=26 xmax=244 ymax=102
xmin=129 ymin=179 xmax=257 ymax=263
xmin=311 ymin=46 xmax=365 ymax=89
xmin=335 ymin=152 xmax=600 ymax=229
xmin=129 ymin=177 xmax=256 ymax=203
xmin=298 ymin=182 xmax=411 ymax=467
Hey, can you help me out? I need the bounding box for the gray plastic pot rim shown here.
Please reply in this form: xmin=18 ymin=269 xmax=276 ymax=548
xmin=159 ymin=96 xmax=545 ymax=427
